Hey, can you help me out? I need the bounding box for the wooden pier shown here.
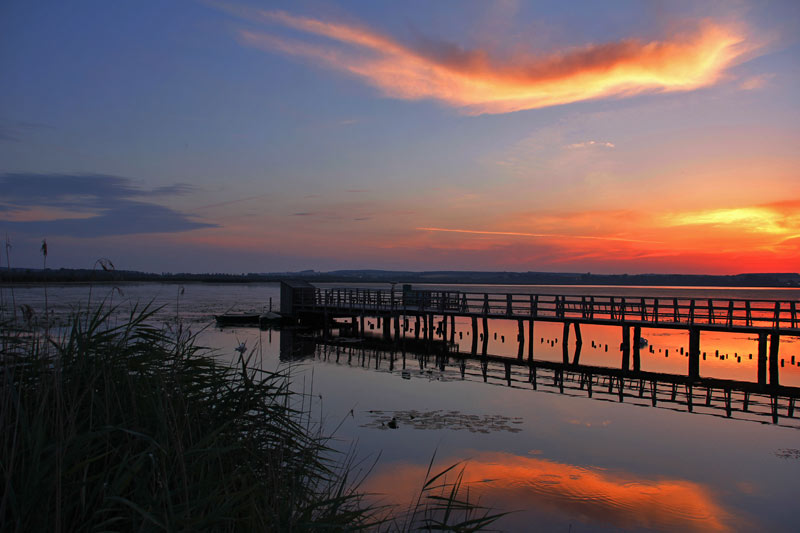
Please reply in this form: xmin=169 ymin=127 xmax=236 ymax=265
xmin=281 ymin=282 xmax=800 ymax=387
xmin=280 ymin=331 xmax=800 ymax=427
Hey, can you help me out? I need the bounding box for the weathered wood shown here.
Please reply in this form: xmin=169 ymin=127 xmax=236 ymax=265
xmin=621 ymin=325 xmax=631 ymax=371
xmin=528 ymin=319 xmax=534 ymax=361
xmin=688 ymin=328 xmax=700 ymax=379
xmin=769 ymin=333 xmax=780 ymax=386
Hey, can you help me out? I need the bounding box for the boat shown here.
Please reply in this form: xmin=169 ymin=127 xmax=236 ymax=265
xmin=215 ymin=311 xmax=287 ymax=327
xmin=215 ymin=313 xmax=262 ymax=326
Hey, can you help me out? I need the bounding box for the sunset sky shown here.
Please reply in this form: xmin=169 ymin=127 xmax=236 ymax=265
xmin=1 ymin=0 xmax=799 ymax=274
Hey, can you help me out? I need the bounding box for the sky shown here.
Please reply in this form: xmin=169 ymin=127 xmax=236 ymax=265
xmin=1 ymin=0 xmax=799 ymax=274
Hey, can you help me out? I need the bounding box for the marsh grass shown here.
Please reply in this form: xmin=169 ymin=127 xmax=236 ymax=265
xmin=1 ymin=304 xmax=384 ymax=531
xmin=0 ymin=303 xmax=507 ymax=531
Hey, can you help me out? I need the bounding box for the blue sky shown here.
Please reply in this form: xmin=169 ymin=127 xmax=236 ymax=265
xmin=2 ymin=1 xmax=799 ymax=273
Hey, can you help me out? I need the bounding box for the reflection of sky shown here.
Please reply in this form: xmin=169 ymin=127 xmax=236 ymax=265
xmin=8 ymin=283 xmax=800 ymax=531
xmin=364 ymin=451 xmax=738 ymax=532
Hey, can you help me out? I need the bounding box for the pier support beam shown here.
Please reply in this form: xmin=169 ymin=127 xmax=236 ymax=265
xmin=769 ymin=333 xmax=780 ymax=386
xmin=517 ymin=319 xmax=525 ymax=360
xmin=688 ymin=327 xmax=700 ymax=380
xmin=394 ymin=313 xmax=400 ymax=341
xmin=471 ymin=317 xmax=478 ymax=355
xmin=562 ymin=321 xmax=570 ymax=364
xmin=382 ymin=315 xmax=391 ymax=340
xmin=621 ymin=326 xmax=631 ymax=371
xmin=450 ymin=315 xmax=455 ymax=343
xmin=632 ymin=326 xmax=641 ymax=372
xmin=528 ymin=319 xmax=534 ymax=361
xmin=482 ymin=316 xmax=489 ymax=356
xmin=351 ymin=316 xmax=358 ymax=335
xmin=573 ymin=322 xmax=583 ymax=365
xmin=758 ymin=332 xmax=768 ymax=386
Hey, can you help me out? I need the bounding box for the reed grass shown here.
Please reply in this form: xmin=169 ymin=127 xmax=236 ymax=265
xmin=0 ymin=304 xmax=505 ymax=531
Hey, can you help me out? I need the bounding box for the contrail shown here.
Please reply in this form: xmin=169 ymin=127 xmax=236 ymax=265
xmin=416 ymin=227 xmax=661 ymax=244
xmin=195 ymin=193 xmax=272 ymax=210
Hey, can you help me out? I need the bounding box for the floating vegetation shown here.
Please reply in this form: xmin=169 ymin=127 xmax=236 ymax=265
xmin=773 ymin=448 xmax=800 ymax=460
xmin=362 ymin=410 xmax=524 ymax=433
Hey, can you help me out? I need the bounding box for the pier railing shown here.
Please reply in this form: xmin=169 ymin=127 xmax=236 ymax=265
xmin=296 ymin=288 xmax=800 ymax=332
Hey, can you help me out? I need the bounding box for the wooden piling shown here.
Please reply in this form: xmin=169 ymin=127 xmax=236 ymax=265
xmin=527 ymin=320 xmax=534 ymax=361
xmin=632 ymin=326 xmax=641 ymax=372
xmin=562 ymin=321 xmax=570 ymax=364
xmin=769 ymin=333 xmax=780 ymax=386
xmin=471 ymin=317 xmax=478 ymax=355
xmin=621 ymin=325 xmax=631 ymax=371
xmin=688 ymin=328 xmax=700 ymax=379
xmin=758 ymin=332 xmax=768 ymax=386
xmin=482 ymin=316 xmax=489 ymax=356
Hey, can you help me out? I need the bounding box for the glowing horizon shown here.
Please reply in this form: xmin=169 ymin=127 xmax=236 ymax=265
xmin=0 ymin=1 xmax=797 ymax=274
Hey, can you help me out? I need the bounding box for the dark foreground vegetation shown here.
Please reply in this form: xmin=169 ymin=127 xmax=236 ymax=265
xmin=0 ymin=306 xmax=502 ymax=531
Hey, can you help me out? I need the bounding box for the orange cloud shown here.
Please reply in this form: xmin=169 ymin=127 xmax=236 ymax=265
xmin=364 ymin=451 xmax=739 ymax=532
xmin=237 ymin=10 xmax=750 ymax=114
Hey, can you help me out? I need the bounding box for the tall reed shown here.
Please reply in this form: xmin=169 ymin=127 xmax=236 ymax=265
xmin=0 ymin=304 xmax=381 ymax=530
xmin=1 ymin=303 xmax=505 ymax=531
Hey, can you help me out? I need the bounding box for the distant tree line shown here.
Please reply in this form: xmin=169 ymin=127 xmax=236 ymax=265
xmin=1 ymin=267 xmax=798 ymax=287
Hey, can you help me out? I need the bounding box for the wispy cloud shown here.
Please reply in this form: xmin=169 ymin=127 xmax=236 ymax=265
xmin=566 ymin=140 xmax=615 ymax=149
xmin=738 ymin=73 xmax=773 ymax=91
xmin=417 ymin=226 xmax=659 ymax=243
xmin=234 ymin=8 xmax=752 ymax=114
xmin=0 ymin=173 xmax=214 ymax=237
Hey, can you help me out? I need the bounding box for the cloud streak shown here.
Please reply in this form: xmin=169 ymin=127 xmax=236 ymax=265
xmin=237 ymin=9 xmax=751 ymax=114
xmin=417 ymin=226 xmax=660 ymax=243
xmin=0 ymin=173 xmax=214 ymax=237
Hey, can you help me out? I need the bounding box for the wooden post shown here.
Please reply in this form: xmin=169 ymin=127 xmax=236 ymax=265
xmin=482 ymin=316 xmax=489 ymax=356
xmin=450 ymin=315 xmax=455 ymax=342
xmin=757 ymin=332 xmax=767 ymax=386
xmin=471 ymin=317 xmax=478 ymax=355
xmin=573 ymin=322 xmax=583 ymax=365
xmin=517 ymin=319 xmax=524 ymax=360
xmin=688 ymin=327 xmax=700 ymax=379
xmin=382 ymin=315 xmax=391 ymax=340
xmin=394 ymin=313 xmax=400 ymax=341
xmin=562 ymin=321 xmax=570 ymax=364
xmin=528 ymin=319 xmax=534 ymax=361
xmin=632 ymin=326 xmax=641 ymax=372
xmin=769 ymin=333 xmax=780 ymax=386
xmin=621 ymin=325 xmax=631 ymax=371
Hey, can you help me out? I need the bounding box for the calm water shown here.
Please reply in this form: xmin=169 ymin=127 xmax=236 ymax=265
xmin=4 ymin=282 xmax=800 ymax=532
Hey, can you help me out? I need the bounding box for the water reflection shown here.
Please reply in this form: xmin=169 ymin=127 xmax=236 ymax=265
xmin=281 ymin=330 xmax=800 ymax=428
xmin=364 ymin=451 xmax=741 ymax=532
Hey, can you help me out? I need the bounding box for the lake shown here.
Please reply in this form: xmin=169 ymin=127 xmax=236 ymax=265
xmin=4 ymin=281 xmax=800 ymax=532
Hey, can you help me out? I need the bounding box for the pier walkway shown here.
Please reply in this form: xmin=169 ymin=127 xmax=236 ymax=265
xmin=281 ymin=282 xmax=800 ymax=387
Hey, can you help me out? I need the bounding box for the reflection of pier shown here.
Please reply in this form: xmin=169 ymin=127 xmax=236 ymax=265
xmin=280 ymin=330 xmax=800 ymax=427
xmin=282 ymin=282 xmax=800 ymax=387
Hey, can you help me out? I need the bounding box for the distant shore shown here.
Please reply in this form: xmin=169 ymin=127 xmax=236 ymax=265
xmin=1 ymin=267 xmax=798 ymax=288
